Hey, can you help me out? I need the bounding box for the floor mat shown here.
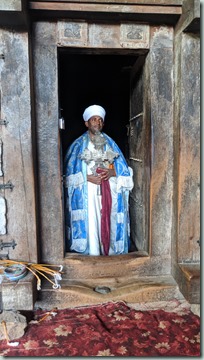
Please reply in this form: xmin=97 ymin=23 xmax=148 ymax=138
xmin=0 ymin=301 xmax=200 ymax=357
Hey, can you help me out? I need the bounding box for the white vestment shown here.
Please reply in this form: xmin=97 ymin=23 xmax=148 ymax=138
xmin=87 ymin=141 xmax=117 ymax=255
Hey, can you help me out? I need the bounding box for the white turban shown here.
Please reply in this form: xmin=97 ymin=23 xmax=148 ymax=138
xmin=83 ymin=105 xmax=106 ymax=122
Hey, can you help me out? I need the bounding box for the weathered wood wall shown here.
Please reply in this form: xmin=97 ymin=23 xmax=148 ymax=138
xmin=0 ymin=28 xmax=38 ymax=262
xmin=173 ymin=10 xmax=200 ymax=263
xmin=148 ymin=26 xmax=174 ymax=259
xmin=171 ymin=1 xmax=200 ymax=303
xmin=32 ymin=22 xmax=64 ymax=263
xmin=176 ymin=32 xmax=200 ymax=263
xmin=129 ymin=62 xmax=149 ymax=253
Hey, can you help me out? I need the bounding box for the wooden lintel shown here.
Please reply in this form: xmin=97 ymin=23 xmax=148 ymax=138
xmin=30 ymin=0 xmax=183 ymax=4
xmin=29 ymin=2 xmax=182 ymax=15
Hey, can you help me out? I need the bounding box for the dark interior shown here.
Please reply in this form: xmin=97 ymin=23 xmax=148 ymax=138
xmin=58 ymin=50 xmax=139 ymax=253
xmin=58 ymin=49 xmax=138 ymax=158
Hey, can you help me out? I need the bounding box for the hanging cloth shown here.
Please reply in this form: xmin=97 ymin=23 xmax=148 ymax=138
xmin=96 ymin=168 xmax=112 ymax=255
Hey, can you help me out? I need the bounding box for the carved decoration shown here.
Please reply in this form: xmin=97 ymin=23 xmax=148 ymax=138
xmin=57 ymin=21 xmax=88 ymax=47
xmin=57 ymin=21 xmax=150 ymax=50
xmin=120 ymin=24 xmax=149 ymax=48
xmin=64 ymin=23 xmax=81 ymax=39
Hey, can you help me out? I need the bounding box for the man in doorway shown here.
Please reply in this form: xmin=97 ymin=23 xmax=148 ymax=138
xmin=64 ymin=104 xmax=133 ymax=255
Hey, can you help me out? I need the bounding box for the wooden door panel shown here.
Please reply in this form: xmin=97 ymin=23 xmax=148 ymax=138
xmin=129 ymin=60 xmax=149 ymax=252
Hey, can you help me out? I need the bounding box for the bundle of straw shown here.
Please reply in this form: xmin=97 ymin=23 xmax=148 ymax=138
xmin=0 ymin=260 xmax=63 ymax=290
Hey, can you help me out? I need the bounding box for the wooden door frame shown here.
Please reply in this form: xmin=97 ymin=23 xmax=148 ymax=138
xmin=32 ymin=20 xmax=174 ymax=279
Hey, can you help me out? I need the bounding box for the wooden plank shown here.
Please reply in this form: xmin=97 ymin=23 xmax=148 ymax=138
xmin=179 ymin=264 xmax=200 ymax=281
xmin=32 ymin=22 xmax=64 ymax=263
xmin=38 ymin=275 xmax=181 ymax=308
xmin=30 ymin=0 xmax=183 ymax=5
xmin=148 ymin=26 xmax=174 ymax=258
xmin=29 ymin=2 xmax=182 ymax=14
xmin=0 ymin=29 xmax=38 ymax=263
xmin=176 ymin=264 xmax=200 ymax=304
xmin=177 ymin=33 xmax=200 ymax=263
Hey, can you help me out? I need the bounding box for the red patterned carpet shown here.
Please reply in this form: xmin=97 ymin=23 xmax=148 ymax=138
xmin=0 ymin=301 xmax=200 ymax=357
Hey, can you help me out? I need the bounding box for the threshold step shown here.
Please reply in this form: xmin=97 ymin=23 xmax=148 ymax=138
xmin=35 ymin=275 xmax=184 ymax=309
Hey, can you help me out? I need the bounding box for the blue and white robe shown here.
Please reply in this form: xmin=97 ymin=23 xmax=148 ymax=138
xmin=64 ymin=131 xmax=134 ymax=255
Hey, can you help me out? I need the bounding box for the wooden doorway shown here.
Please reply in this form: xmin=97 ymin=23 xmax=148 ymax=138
xmin=32 ymin=21 xmax=155 ymax=266
xmin=58 ymin=49 xmax=149 ymax=255
xmin=32 ymin=21 xmax=176 ymax=307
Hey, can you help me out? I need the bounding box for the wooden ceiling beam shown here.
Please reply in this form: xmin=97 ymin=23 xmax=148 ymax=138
xmin=30 ymin=0 xmax=182 ymax=4
xmin=29 ymin=2 xmax=182 ymax=15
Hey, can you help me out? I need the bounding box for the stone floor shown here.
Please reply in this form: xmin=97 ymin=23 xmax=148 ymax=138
xmin=128 ymin=299 xmax=200 ymax=317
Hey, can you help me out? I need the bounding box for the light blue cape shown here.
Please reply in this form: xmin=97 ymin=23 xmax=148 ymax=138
xmin=64 ymin=131 xmax=133 ymax=254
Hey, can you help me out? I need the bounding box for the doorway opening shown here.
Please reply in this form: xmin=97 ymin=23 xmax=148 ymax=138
xmin=58 ymin=49 xmax=141 ymax=255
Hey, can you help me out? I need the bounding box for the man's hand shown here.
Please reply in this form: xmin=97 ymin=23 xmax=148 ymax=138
xmin=87 ymin=168 xmax=116 ymax=184
xmin=87 ymin=174 xmax=102 ymax=185
xmin=96 ymin=167 xmax=116 ymax=181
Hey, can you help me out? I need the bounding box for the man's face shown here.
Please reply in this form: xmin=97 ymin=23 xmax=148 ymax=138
xmin=85 ymin=115 xmax=104 ymax=134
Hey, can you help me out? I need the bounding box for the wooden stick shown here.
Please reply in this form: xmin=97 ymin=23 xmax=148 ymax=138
xmin=1 ymin=320 xmax=10 ymax=344
xmin=38 ymin=308 xmax=58 ymax=323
